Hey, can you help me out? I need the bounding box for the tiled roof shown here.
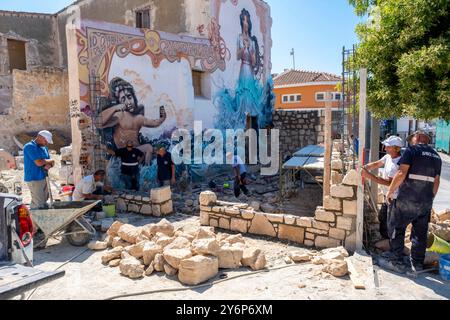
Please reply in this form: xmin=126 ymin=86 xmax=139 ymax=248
xmin=274 ymin=69 xmax=341 ymax=87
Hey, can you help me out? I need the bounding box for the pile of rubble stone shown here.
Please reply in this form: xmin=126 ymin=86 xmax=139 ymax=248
xmin=89 ymin=219 xmax=267 ymax=285
xmin=287 ymin=246 xmax=350 ymax=278
xmin=430 ymin=209 xmax=450 ymax=242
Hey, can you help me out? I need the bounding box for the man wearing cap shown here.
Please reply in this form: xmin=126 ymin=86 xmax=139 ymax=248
xmin=386 ymin=131 xmax=442 ymax=273
xmin=23 ymin=131 xmax=55 ymax=210
xmin=361 ymin=136 xmax=403 ymax=239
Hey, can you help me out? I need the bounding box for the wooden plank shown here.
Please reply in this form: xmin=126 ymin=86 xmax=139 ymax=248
xmin=356 ymin=69 xmax=368 ymax=252
xmin=323 ymin=96 xmax=332 ymax=197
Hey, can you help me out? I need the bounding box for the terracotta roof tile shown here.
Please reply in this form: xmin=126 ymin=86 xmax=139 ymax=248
xmin=274 ymin=70 xmax=341 ymax=87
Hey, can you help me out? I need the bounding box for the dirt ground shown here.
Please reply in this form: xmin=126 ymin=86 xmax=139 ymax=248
xmin=19 ymin=213 xmax=449 ymax=301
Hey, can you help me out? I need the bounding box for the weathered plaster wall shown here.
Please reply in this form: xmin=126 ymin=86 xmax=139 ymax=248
xmin=56 ymin=0 xmax=188 ymax=67
xmin=0 ymin=11 xmax=59 ymax=68
xmin=0 ymin=68 xmax=70 ymax=153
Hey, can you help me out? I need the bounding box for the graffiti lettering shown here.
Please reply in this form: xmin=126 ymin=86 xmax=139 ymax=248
xmin=69 ymin=99 xmax=81 ymax=118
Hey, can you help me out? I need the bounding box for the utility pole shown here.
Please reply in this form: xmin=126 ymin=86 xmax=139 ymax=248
xmin=290 ymin=48 xmax=296 ymax=70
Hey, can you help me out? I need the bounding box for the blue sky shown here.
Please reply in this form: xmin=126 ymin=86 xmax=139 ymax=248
xmin=0 ymin=0 xmax=364 ymax=75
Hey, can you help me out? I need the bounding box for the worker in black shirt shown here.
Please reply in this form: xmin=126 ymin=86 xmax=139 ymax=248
xmin=385 ymin=131 xmax=442 ymax=274
xmin=108 ymin=141 xmax=144 ymax=191
xmin=157 ymin=146 xmax=175 ymax=187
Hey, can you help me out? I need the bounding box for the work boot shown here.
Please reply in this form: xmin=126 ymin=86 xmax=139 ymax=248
xmin=377 ymin=255 xmax=407 ymax=274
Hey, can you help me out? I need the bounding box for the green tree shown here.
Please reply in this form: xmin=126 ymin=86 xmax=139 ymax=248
xmin=349 ymin=0 xmax=450 ymax=120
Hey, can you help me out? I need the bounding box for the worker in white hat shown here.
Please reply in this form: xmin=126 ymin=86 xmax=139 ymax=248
xmin=361 ymin=135 xmax=404 ymax=240
xmin=23 ymin=130 xmax=55 ymax=210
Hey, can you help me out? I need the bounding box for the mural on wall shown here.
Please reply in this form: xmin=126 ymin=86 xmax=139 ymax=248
xmin=72 ymin=0 xmax=273 ymax=191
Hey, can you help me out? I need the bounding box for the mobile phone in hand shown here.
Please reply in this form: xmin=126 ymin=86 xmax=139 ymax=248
xmin=160 ymin=106 xmax=165 ymax=118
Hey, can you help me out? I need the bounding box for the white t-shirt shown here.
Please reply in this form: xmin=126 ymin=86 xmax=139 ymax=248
xmin=232 ymin=155 xmax=247 ymax=175
xmin=73 ymin=175 xmax=103 ymax=201
xmin=379 ymin=155 xmax=401 ymax=199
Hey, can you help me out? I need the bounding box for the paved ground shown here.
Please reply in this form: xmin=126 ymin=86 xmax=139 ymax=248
xmin=434 ymin=153 xmax=450 ymax=213
xmin=21 ymin=214 xmax=450 ymax=301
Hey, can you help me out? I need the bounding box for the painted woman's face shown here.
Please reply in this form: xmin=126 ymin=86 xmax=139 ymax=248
xmin=243 ymin=15 xmax=249 ymax=33
xmin=119 ymin=89 xmax=136 ymax=113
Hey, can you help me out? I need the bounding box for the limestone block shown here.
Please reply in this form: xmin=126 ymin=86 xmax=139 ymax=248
xmin=315 ymin=208 xmax=336 ymax=223
xmin=128 ymin=204 xmax=140 ymax=213
xmin=140 ymin=204 xmax=153 ymax=216
xmin=329 ymin=228 xmax=346 ymax=240
xmin=224 ymin=234 xmax=246 ymax=245
xmin=210 ymin=218 xmax=219 ymax=228
xmin=322 ymin=260 xmax=348 ymax=277
xmin=343 ymin=200 xmax=357 ymax=216
xmin=265 ymin=213 xmax=284 ymax=223
xmin=153 ymin=254 xmax=166 ymax=272
xmin=210 ymin=207 xmax=222 ymax=213
xmin=164 ymin=263 xmax=178 ymax=276
xmin=323 ymin=196 xmax=342 ymax=212
xmin=112 ymin=237 xmax=130 ymax=248
xmin=119 ymin=257 xmax=144 ymax=279
xmin=315 ymin=236 xmax=341 ymax=248
xmin=304 ymin=240 xmax=315 ymax=247
xmin=342 ymin=169 xmax=358 ymax=186
xmin=109 ymin=259 xmax=121 ymax=268
xmin=118 ymin=224 xmax=141 ymax=244
xmin=200 ymin=211 xmax=209 ymax=226
xmin=278 ymin=225 xmax=305 ymax=243
xmin=152 ymin=205 xmax=162 ymax=217
xmin=151 ymin=186 xmax=172 ymax=204
xmin=192 ymin=238 xmax=220 ymax=256
xmin=230 ymin=218 xmax=248 ymax=233
xmin=217 ymin=245 xmax=244 ymax=269
xmin=142 ymin=197 xmax=151 ymax=203
xmin=163 ymin=249 xmax=193 ymax=269
xmin=125 ymin=195 xmax=134 ymax=200
xmin=305 ymin=232 xmax=315 ymax=240
xmin=437 ymin=209 xmax=450 ymax=222
xmin=200 ymin=206 xmax=212 ymax=212
xmin=161 ymin=200 xmax=173 ymax=215
xmin=219 ymin=218 xmax=230 ymax=230
xmin=248 ymin=213 xmax=276 ymax=237
xmin=306 ymin=228 xmax=328 ymax=235
xmin=165 ymin=237 xmax=192 ymax=250
xmin=143 ymin=242 xmax=163 ymax=265
xmin=284 ymin=215 xmax=297 ymax=225
xmin=178 ymin=255 xmax=219 ymax=285
xmin=330 ymin=185 xmax=354 ymax=198
xmin=156 ymin=236 xmax=175 ymax=248
xmin=88 ymin=241 xmax=107 ymax=251
xmin=336 ymin=216 xmax=354 ymax=231
xmin=312 ymin=220 xmax=330 ymax=231
xmin=241 ymin=209 xmax=255 ymax=220
xmin=199 ymin=191 xmax=217 ymax=206
xmin=225 ymin=207 xmax=241 ymax=215
xmin=134 ymin=196 xmax=142 ymax=201
xmin=297 ymin=217 xmax=313 ymax=228
xmin=127 ymin=241 xmax=147 ymax=259
xmin=101 ymin=247 xmax=124 ymax=264
xmin=241 ymin=248 xmax=266 ymax=271
xmin=145 ymin=262 xmax=155 ymax=276
xmin=331 ymin=160 xmax=343 ymax=170
xmin=331 ymin=171 xmax=343 ymax=185
xmin=195 ymin=227 xmax=216 ymax=240
xmin=289 ymin=251 xmax=313 ymax=263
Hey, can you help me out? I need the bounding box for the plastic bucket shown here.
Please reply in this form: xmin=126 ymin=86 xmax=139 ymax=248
xmin=427 ymin=234 xmax=450 ymax=255
xmin=103 ymin=204 xmax=116 ymax=218
xmin=439 ymin=254 xmax=450 ymax=282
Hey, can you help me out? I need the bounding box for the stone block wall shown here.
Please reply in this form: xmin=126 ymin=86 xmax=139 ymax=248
xmin=199 ymin=168 xmax=358 ymax=251
xmin=115 ymin=186 xmax=174 ymax=217
xmin=273 ymin=110 xmax=325 ymax=159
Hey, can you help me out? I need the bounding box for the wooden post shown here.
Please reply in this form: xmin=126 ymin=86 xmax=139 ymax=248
xmin=370 ymin=116 xmax=380 ymax=205
xmin=356 ymin=69 xmax=368 ymax=252
xmin=323 ymin=91 xmax=332 ymax=197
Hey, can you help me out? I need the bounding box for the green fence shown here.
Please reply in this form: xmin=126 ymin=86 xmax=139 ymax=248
xmin=436 ymin=120 xmax=450 ymax=153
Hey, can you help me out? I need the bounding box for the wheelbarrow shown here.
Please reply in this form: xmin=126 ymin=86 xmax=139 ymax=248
xmin=31 ymin=201 xmax=101 ymax=248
